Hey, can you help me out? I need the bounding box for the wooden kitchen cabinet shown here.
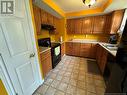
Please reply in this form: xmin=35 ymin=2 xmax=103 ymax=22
xmin=32 ymin=4 xmax=41 ymax=35
xmin=47 ymin=13 xmax=54 ymax=25
xmin=75 ymin=19 xmax=82 ymax=34
xmin=104 ymin=14 xmax=112 ymax=34
xmin=66 ymin=42 xmax=73 ymax=55
xmin=82 ymin=17 xmax=93 ymax=34
xmin=41 ymin=10 xmax=48 ymax=24
xmin=96 ymin=44 xmax=108 ymax=74
xmin=90 ymin=44 xmax=97 ymax=59
xmin=65 ymin=42 xmax=96 ymax=58
xmin=67 ymin=19 xmax=75 ymax=34
xmin=80 ymin=43 xmax=91 ymax=57
xmin=40 ymin=49 xmax=52 ymax=78
xmin=93 ymin=16 xmax=106 ymax=34
xmin=61 ymin=43 xmax=65 ymax=57
xmin=73 ymin=43 xmax=81 ymax=56
xmin=110 ymin=10 xmax=124 ymax=34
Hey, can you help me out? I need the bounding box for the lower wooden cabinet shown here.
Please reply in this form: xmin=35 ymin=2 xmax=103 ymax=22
xmin=96 ymin=44 xmax=108 ymax=74
xmin=65 ymin=42 xmax=96 ymax=59
xmin=40 ymin=49 xmax=52 ymax=78
xmin=61 ymin=43 xmax=65 ymax=57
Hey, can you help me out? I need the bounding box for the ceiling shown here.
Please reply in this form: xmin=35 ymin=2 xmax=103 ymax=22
xmin=53 ymin=0 xmax=108 ymax=13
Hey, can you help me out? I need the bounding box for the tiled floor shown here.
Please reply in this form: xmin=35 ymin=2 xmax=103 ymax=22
xmin=33 ymin=55 xmax=106 ymax=95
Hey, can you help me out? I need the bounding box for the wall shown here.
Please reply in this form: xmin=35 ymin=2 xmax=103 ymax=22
xmin=66 ymin=34 xmax=109 ymax=42
xmin=0 ymin=79 xmax=8 ymax=95
xmin=37 ymin=30 xmax=56 ymax=41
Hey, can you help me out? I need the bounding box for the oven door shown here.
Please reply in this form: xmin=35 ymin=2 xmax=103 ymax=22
xmin=51 ymin=45 xmax=61 ymax=68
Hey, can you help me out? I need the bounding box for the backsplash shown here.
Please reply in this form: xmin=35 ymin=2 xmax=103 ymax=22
xmin=66 ymin=34 xmax=110 ymax=42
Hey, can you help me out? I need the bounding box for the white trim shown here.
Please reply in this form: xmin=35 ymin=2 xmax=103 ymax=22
xmin=0 ymin=54 xmax=15 ymax=95
xmin=24 ymin=0 xmax=43 ymax=84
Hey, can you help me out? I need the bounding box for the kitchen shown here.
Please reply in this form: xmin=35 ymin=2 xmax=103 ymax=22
xmin=1 ymin=0 xmax=127 ymax=95
xmin=32 ymin=0 xmax=127 ymax=95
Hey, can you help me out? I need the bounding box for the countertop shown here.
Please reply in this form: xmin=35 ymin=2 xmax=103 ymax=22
xmin=46 ymin=39 xmax=117 ymax=57
xmin=51 ymin=41 xmax=65 ymax=44
xmin=39 ymin=47 xmax=51 ymax=54
xmin=99 ymin=43 xmax=117 ymax=57
xmin=66 ymin=39 xmax=102 ymax=44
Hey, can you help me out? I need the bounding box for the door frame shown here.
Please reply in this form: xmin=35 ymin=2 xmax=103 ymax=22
xmin=25 ymin=0 xmax=43 ymax=85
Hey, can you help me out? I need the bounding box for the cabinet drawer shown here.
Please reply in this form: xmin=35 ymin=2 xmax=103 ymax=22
xmin=41 ymin=50 xmax=51 ymax=60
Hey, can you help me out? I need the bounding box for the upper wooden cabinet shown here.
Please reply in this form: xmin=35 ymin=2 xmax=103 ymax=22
xmin=82 ymin=17 xmax=93 ymax=34
xmin=41 ymin=10 xmax=48 ymax=24
xmin=93 ymin=16 xmax=106 ymax=34
xmin=75 ymin=19 xmax=82 ymax=34
xmin=110 ymin=10 xmax=124 ymax=34
xmin=32 ymin=5 xmax=41 ymax=35
xmin=47 ymin=13 xmax=54 ymax=25
xmin=67 ymin=19 xmax=75 ymax=34
xmin=66 ymin=9 xmax=124 ymax=34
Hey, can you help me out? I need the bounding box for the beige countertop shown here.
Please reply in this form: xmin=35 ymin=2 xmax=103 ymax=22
xmin=39 ymin=47 xmax=51 ymax=54
xmin=67 ymin=39 xmax=117 ymax=57
xmin=66 ymin=39 xmax=102 ymax=44
xmin=99 ymin=43 xmax=117 ymax=57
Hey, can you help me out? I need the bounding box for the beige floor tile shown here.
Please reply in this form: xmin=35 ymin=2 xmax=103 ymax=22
xmin=54 ymin=90 xmax=65 ymax=95
xmin=96 ymin=86 xmax=105 ymax=95
xmin=86 ymin=84 xmax=96 ymax=93
xmin=62 ymin=76 xmax=70 ymax=84
xmin=66 ymin=85 xmax=76 ymax=95
xmin=64 ymin=72 xmax=71 ymax=77
xmin=93 ymin=75 xmax=104 ymax=81
xmin=78 ymin=75 xmax=85 ymax=82
xmin=32 ymin=92 xmax=41 ymax=95
xmin=69 ymin=79 xmax=77 ymax=86
xmin=94 ymin=79 xmax=105 ymax=87
xmin=86 ymin=77 xmax=94 ymax=84
xmin=77 ymin=81 xmax=86 ymax=90
xmin=58 ymin=82 xmax=68 ymax=92
xmin=35 ymin=56 xmax=106 ymax=95
xmin=45 ymin=87 xmax=56 ymax=95
xmin=44 ymin=78 xmax=54 ymax=86
xmin=36 ymin=84 xmax=49 ymax=95
xmin=76 ymin=88 xmax=86 ymax=95
xmin=56 ymin=75 xmax=63 ymax=81
xmin=51 ymin=80 xmax=60 ymax=88
xmin=87 ymin=91 xmax=96 ymax=95
xmin=49 ymin=73 xmax=57 ymax=79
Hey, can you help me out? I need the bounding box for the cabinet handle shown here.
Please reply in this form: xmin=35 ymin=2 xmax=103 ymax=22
xmin=29 ymin=53 xmax=35 ymax=58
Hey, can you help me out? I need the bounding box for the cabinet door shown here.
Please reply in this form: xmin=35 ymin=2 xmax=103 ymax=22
xmin=33 ymin=5 xmax=41 ymax=35
xmin=89 ymin=44 xmax=97 ymax=59
xmin=65 ymin=42 xmax=73 ymax=55
xmin=82 ymin=17 xmax=93 ymax=34
xmin=80 ymin=43 xmax=91 ymax=57
xmin=110 ymin=10 xmax=124 ymax=34
xmin=74 ymin=19 xmax=82 ymax=34
xmin=73 ymin=43 xmax=80 ymax=56
xmin=104 ymin=14 xmax=112 ymax=34
xmin=41 ymin=10 xmax=48 ymax=24
xmin=67 ymin=19 xmax=75 ymax=34
xmin=100 ymin=49 xmax=108 ymax=73
xmin=41 ymin=50 xmax=52 ymax=78
xmin=93 ymin=16 xmax=106 ymax=34
xmin=61 ymin=43 xmax=65 ymax=57
xmin=47 ymin=13 xmax=53 ymax=25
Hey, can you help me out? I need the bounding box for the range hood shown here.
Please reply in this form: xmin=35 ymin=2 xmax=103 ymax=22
xmin=41 ymin=24 xmax=56 ymax=31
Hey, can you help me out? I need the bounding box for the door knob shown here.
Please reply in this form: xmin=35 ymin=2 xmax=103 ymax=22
xmin=29 ymin=53 xmax=35 ymax=58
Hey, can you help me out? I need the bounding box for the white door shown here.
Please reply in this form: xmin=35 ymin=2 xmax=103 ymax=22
xmin=0 ymin=0 xmax=41 ymax=95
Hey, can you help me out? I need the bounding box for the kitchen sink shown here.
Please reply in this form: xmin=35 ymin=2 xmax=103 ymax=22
xmin=102 ymin=43 xmax=118 ymax=51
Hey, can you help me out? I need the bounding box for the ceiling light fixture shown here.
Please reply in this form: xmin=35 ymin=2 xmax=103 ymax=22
xmin=83 ymin=0 xmax=96 ymax=8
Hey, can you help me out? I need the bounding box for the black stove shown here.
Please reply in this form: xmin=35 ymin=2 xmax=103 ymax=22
xmin=38 ymin=38 xmax=61 ymax=68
